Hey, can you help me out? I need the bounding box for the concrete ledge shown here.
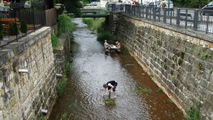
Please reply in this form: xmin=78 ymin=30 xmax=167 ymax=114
xmin=0 ymin=27 xmax=51 ymax=67
xmin=122 ymin=14 xmax=213 ymax=47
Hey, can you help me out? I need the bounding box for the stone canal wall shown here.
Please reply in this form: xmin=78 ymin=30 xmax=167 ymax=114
xmin=0 ymin=27 xmax=58 ymax=120
xmin=113 ymin=14 xmax=213 ymax=119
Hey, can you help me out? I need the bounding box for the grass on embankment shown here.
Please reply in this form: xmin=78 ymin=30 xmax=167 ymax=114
xmin=82 ymin=18 xmax=128 ymax=53
xmin=82 ymin=18 xmax=105 ymax=33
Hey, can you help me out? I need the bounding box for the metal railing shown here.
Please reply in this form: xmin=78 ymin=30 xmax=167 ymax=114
xmin=107 ymin=4 xmax=213 ymax=34
xmin=0 ymin=2 xmax=57 ymax=47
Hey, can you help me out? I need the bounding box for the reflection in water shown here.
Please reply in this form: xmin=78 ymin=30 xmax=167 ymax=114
xmin=49 ymin=18 xmax=185 ymax=120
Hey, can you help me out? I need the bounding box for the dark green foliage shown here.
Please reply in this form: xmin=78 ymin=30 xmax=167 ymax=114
xmin=173 ymin=0 xmax=209 ymax=8
xmin=97 ymin=20 xmax=106 ymax=33
xmin=0 ymin=23 xmax=2 ymax=32
xmin=56 ymin=60 xmax=72 ymax=97
xmin=57 ymin=14 xmax=76 ymax=36
xmin=82 ymin=18 xmax=93 ymax=28
xmin=82 ymin=18 xmax=117 ymax=43
xmin=157 ymin=87 xmax=163 ymax=92
xmin=201 ymin=52 xmax=212 ymax=59
xmin=65 ymin=62 xmax=72 ymax=77
xmin=97 ymin=32 xmax=110 ymax=42
xmin=70 ymin=34 xmax=75 ymax=45
xmin=0 ymin=23 xmax=3 ymax=40
xmin=81 ymin=0 xmax=90 ymax=4
xmin=104 ymin=98 xmax=116 ymax=105
xmin=97 ymin=31 xmax=117 ymax=43
xmin=187 ymin=105 xmax=200 ymax=120
xmin=0 ymin=33 xmax=3 ymax=40
xmin=56 ymin=76 xmax=68 ymax=97
xmin=8 ymin=23 xmax=19 ymax=36
xmin=120 ymin=46 xmax=129 ymax=53
xmin=20 ymin=20 xmax=28 ymax=33
xmin=51 ymin=33 xmax=59 ymax=48
xmin=59 ymin=0 xmax=82 ymax=17
xmin=82 ymin=18 xmax=106 ymax=32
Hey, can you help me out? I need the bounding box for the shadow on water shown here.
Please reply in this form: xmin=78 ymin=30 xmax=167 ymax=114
xmin=48 ymin=18 xmax=185 ymax=120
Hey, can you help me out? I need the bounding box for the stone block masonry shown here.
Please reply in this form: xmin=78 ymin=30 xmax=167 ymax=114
xmin=0 ymin=27 xmax=57 ymax=119
xmin=113 ymin=14 xmax=213 ymax=120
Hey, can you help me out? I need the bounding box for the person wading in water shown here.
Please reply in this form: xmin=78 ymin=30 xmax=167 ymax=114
xmin=102 ymin=80 xmax=118 ymax=98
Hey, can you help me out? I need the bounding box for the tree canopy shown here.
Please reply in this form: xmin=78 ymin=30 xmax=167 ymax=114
xmin=58 ymin=0 xmax=83 ymax=17
xmin=173 ymin=0 xmax=211 ymax=8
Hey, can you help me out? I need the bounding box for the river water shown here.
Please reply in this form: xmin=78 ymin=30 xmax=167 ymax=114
xmin=48 ymin=18 xmax=185 ymax=120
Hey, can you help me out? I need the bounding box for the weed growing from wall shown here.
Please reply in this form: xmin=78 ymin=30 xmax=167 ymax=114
xmin=56 ymin=75 xmax=68 ymax=97
xmin=65 ymin=62 xmax=72 ymax=77
xmin=200 ymin=52 xmax=212 ymax=59
xmin=157 ymin=87 xmax=163 ymax=92
xmin=187 ymin=105 xmax=200 ymax=120
xmin=51 ymin=33 xmax=59 ymax=49
xmin=169 ymin=99 xmax=174 ymax=104
xmin=56 ymin=61 xmax=72 ymax=97
xmin=120 ymin=46 xmax=129 ymax=53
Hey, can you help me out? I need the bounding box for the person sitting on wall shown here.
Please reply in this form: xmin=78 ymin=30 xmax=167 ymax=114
xmin=109 ymin=40 xmax=121 ymax=53
xmin=115 ymin=40 xmax=121 ymax=52
xmin=104 ymin=40 xmax=111 ymax=53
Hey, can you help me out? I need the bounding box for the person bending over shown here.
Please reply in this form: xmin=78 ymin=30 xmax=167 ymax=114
xmin=102 ymin=80 xmax=118 ymax=98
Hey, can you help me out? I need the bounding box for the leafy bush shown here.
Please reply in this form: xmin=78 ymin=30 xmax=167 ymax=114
xmin=0 ymin=23 xmax=3 ymax=40
xmin=20 ymin=20 xmax=28 ymax=33
xmin=0 ymin=23 xmax=2 ymax=32
xmin=57 ymin=13 xmax=76 ymax=36
xmin=97 ymin=31 xmax=111 ymax=42
xmin=97 ymin=31 xmax=117 ymax=43
xmin=8 ymin=23 xmax=19 ymax=36
xmin=82 ymin=18 xmax=93 ymax=28
xmin=82 ymin=18 xmax=105 ymax=32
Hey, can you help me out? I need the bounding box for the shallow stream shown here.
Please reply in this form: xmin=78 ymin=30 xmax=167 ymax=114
xmin=48 ymin=18 xmax=185 ymax=120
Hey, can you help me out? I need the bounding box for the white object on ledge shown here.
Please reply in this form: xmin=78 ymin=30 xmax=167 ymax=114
xmin=56 ymin=73 xmax=62 ymax=77
xmin=18 ymin=69 xmax=29 ymax=73
xmin=41 ymin=109 xmax=48 ymax=114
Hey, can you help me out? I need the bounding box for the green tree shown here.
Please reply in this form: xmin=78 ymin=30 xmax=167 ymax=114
xmin=173 ymin=0 xmax=209 ymax=8
xmin=20 ymin=20 xmax=28 ymax=33
xmin=0 ymin=23 xmax=3 ymax=40
xmin=59 ymin=0 xmax=83 ymax=17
